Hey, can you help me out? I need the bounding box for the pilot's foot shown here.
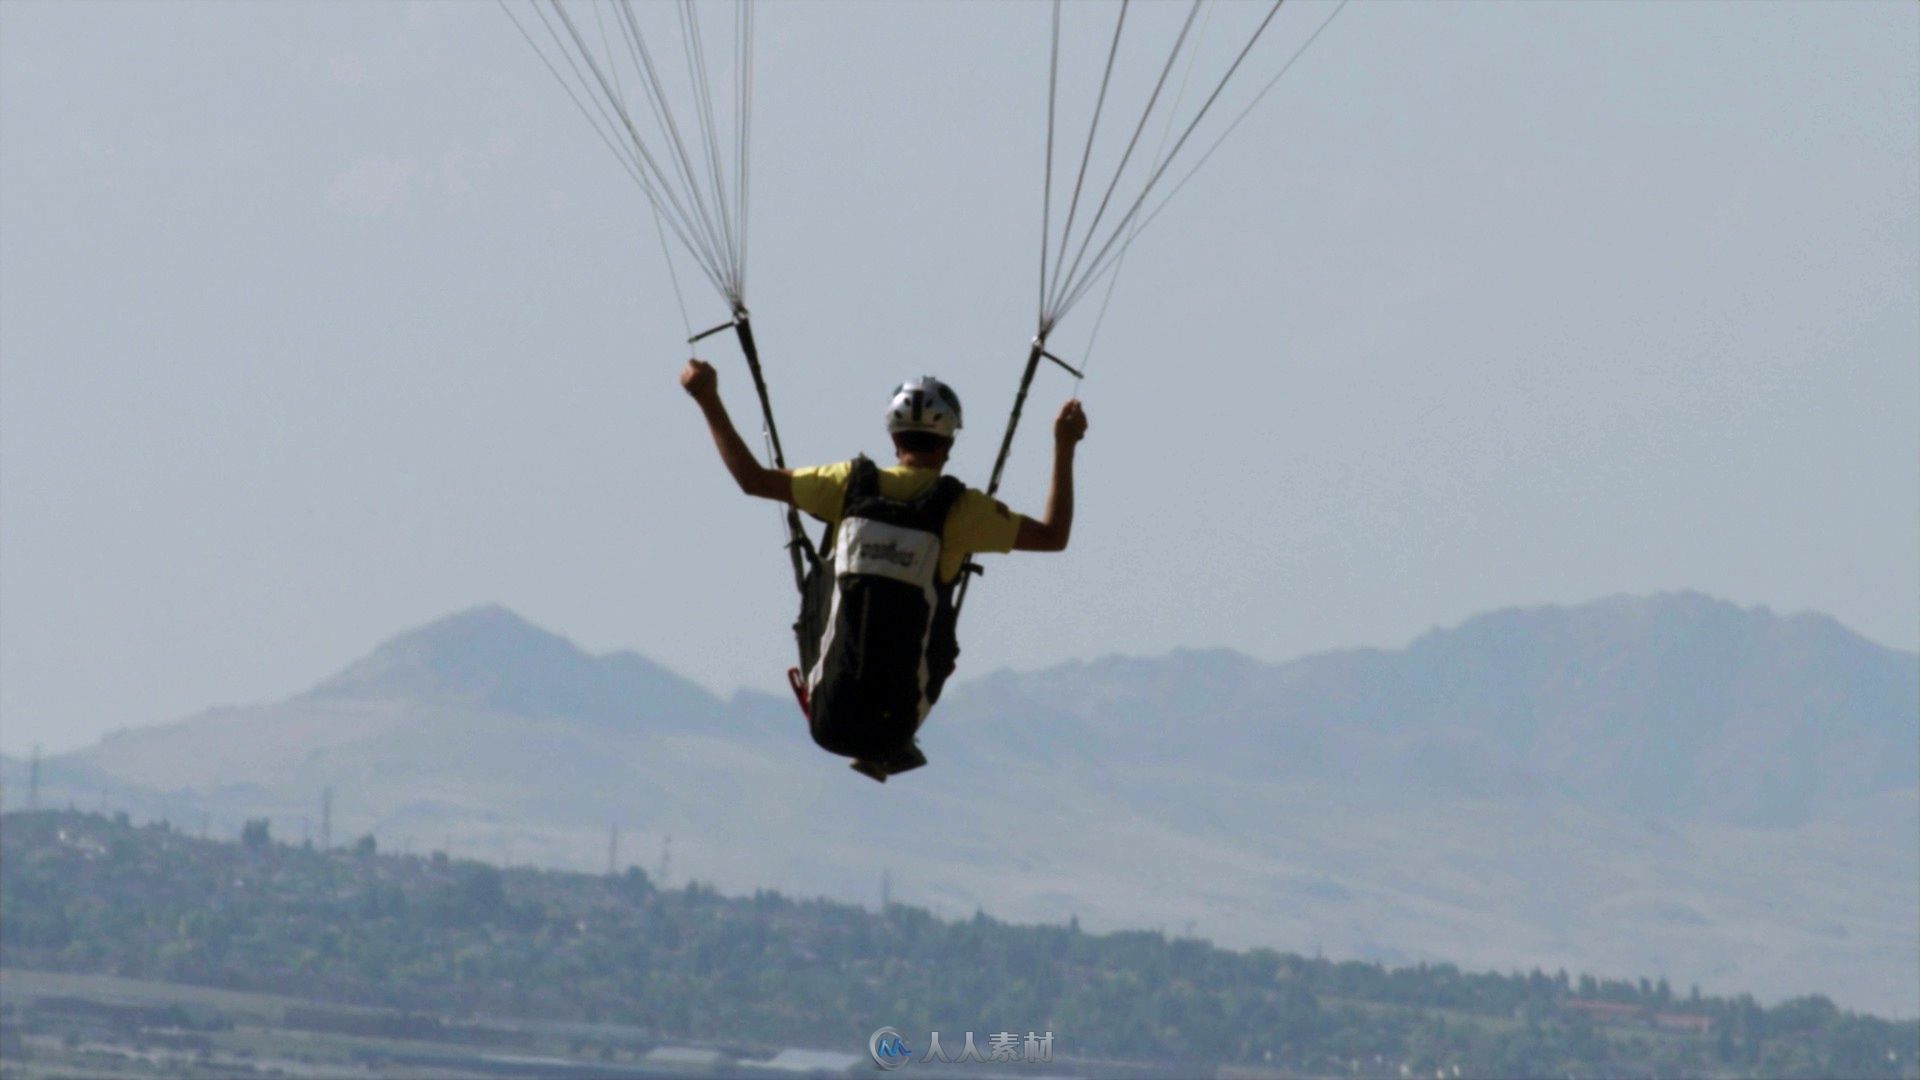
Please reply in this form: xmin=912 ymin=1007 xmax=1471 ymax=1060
xmin=850 ymin=759 xmax=889 ymax=783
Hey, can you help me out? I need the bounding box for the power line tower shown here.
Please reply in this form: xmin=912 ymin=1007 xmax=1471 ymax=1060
xmin=657 ymin=834 xmax=672 ymax=888
xmin=27 ymin=743 xmax=40 ymax=811
xmin=320 ymin=787 xmax=333 ymax=850
xmin=606 ymin=824 xmax=619 ymax=876
xmin=881 ymin=868 xmax=892 ymax=911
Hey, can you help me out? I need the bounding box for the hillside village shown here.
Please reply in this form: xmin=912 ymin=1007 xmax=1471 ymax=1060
xmin=3 ymin=809 xmax=1912 ymax=1079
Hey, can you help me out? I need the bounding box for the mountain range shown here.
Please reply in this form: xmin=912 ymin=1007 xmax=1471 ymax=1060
xmin=6 ymin=592 xmax=1915 ymax=1015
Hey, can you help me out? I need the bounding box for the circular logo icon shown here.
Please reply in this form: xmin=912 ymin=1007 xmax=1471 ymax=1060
xmin=869 ymin=1026 xmax=913 ymax=1070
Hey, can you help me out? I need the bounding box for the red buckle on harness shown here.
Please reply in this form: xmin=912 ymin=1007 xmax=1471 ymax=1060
xmin=786 ymin=667 xmax=810 ymax=718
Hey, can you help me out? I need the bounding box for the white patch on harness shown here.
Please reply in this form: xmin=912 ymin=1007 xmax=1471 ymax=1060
xmin=836 ymin=516 xmax=940 ymax=590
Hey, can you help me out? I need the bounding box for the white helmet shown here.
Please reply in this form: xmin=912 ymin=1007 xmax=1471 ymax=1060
xmin=884 ymin=377 xmax=964 ymax=440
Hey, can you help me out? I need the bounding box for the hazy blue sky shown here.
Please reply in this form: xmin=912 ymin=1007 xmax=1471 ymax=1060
xmin=3 ymin=1 xmax=1915 ymax=756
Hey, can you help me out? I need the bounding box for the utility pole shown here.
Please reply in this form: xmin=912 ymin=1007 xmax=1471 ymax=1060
xmin=606 ymin=824 xmax=619 ymax=876
xmin=320 ymin=787 xmax=333 ymax=851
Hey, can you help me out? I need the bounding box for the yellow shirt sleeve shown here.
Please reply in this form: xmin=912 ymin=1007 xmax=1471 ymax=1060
xmin=944 ymin=489 xmax=1022 ymax=557
xmin=789 ymin=461 xmax=852 ymax=524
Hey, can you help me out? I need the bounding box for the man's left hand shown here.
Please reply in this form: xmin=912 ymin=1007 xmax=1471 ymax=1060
xmin=1054 ymin=399 xmax=1088 ymax=446
xmin=679 ymin=358 xmax=718 ymax=404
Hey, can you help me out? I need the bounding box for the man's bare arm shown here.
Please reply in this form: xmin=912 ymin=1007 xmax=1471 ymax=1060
xmin=679 ymin=358 xmax=793 ymax=503
xmin=1013 ymin=399 xmax=1087 ymax=552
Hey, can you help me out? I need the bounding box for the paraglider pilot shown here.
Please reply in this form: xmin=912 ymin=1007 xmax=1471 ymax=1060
xmin=680 ymin=358 xmax=1087 ymax=782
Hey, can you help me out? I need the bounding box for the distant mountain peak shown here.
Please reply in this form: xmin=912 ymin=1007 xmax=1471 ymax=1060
xmin=940 ymin=591 xmax=1917 ymax=829
xmin=439 ymin=602 xmax=537 ymax=628
xmin=1432 ymin=590 xmax=1752 ymax=634
xmin=300 ymin=605 xmax=720 ymax=727
xmin=308 ymin=605 xmax=586 ymax=702
xmin=404 ymin=603 xmax=555 ymax=646
xmin=1417 ymin=591 xmax=1893 ymax=661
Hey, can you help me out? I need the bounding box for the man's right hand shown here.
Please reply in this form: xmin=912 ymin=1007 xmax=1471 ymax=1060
xmin=679 ymin=358 xmax=718 ymax=404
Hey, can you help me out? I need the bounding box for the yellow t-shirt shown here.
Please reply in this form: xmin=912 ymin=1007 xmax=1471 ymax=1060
xmin=790 ymin=461 xmax=1022 ymax=583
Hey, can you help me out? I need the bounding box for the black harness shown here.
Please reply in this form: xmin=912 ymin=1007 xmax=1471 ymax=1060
xmin=793 ymin=457 xmax=966 ymax=764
